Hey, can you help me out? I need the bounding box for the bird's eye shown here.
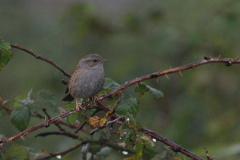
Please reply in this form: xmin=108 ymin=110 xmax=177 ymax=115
xmin=93 ymin=60 xmax=97 ymax=62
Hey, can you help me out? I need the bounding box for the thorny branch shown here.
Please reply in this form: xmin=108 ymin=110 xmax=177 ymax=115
xmin=1 ymin=44 xmax=239 ymax=159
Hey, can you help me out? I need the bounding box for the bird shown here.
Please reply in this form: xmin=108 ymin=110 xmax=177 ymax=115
xmin=62 ymin=54 xmax=107 ymax=110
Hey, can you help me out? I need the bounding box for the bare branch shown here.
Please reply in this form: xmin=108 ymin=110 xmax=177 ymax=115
xmin=36 ymin=141 xmax=83 ymax=160
xmin=35 ymin=131 xmax=79 ymax=139
xmin=10 ymin=44 xmax=71 ymax=77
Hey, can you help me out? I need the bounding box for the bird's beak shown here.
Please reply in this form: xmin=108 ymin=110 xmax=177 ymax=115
xmin=100 ymin=59 xmax=107 ymax=63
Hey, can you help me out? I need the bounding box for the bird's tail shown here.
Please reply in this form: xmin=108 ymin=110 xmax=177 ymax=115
xmin=62 ymin=93 xmax=75 ymax=102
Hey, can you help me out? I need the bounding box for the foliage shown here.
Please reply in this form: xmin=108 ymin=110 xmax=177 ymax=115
xmin=0 ymin=63 xmax=164 ymax=159
xmin=1 ymin=1 xmax=240 ymax=160
xmin=0 ymin=39 xmax=12 ymax=71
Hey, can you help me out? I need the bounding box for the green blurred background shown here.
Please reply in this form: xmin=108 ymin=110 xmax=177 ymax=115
xmin=1 ymin=0 xmax=240 ymax=159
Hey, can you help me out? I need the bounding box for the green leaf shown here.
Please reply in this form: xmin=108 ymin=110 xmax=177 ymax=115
xmin=3 ymin=143 xmax=29 ymax=160
xmin=116 ymin=95 xmax=138 ymax=117
xmin=103 ymin=78 xmax=120 ymax=91
xmin=10 ymin=106 xmax=31 ymax=131
xmin=142 ymin=144 xmax=159 ymax=160
xmin=119 ymin=128 xmax=135 ymax=146
xmin=80 ymin=109 xmax=93 ymax=122
xmin=123 ymin=141 xmax=145 ymax=160
xmin=105 ymin=94 xmax=122 ymax=108
xmin=19 ymin=89 xmax=37 ymax=109
xmin=12 ymin=94 xmax=27 ymax=108
xmin=135 ymin=83 xmax=149 ymax=93
xmin=133 ymin=141 xmax=145 ymax=160
xmin=101 ymin=128 xmax=110 ymax=140
xmin=135 ymin=83 xmax=164 ymax=99
xmin=98 ymin=147 xmax=112 ymax=159
xmin=148 ymin=86 xmax=164 ymax=99
xmin=89 ymin=143 xmax=102 ymax=154
xmin=66 ymin=102 xmax=79 ymax=125
xmin=0 ymin=40 xmax=12 ymax=71
xmin=35 ymin=90 xmax=56 ymax=107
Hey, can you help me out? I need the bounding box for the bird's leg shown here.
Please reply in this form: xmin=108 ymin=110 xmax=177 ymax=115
xmin=90 ymin=95 xmax=99 ymax=104
xmin=76 ymin=99 xmax=84 ymax=111
xmin=76 ymin=99 xmax=79 ymax=111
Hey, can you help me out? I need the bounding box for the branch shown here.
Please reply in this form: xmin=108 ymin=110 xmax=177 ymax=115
xmin=75 ymin=108 xmax=102 ymax=133
xmin=36 ymin=140 xmax=133 ymax=160
xmin=10 ymin=44 xmax=71 ymax=77
xmin=98 ymin=56 xmax=240 ymax=101
xmin=90 ymin=115 xmax=124 ymax=135
xmin=96 ymin=101 xmax=205 ymax=160
xmin=6 ymin=45 xmax=240 ymax=159
xmin=204 ymin=148 xmax=214 ymax=160
xmin=35 ymin=131 xmax=79 ymax=139
xmin=36 ymin=141 xmax=83 ymax=160
xmin=41 ymin=108 xmax=65 ymax=131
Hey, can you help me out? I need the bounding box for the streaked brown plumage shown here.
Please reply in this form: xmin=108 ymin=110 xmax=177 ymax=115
xmin=62 ymin=54 xmax=107 ymax=110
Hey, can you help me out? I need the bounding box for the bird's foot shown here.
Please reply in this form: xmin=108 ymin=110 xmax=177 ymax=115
xmin=91 ymin=95 xmax=99 ymax=104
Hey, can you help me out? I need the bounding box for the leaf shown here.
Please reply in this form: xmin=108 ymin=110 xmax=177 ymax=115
xmin=103 ymin=78 xmax=120 ymax=91
xmin=119 ymin=129 xmax=135 ymax=146
xmin=124 ymin=141 xmax=145 ymax=160
xmin=140 ymin=135 xmax=155 ymax=147
xmin=142 ymin=144 xmax=159 ymax=160
xmin=116 ymin=95 xmax=138 ymax=117
xmin=87 ymin=116 xmax=108 ymax=128
xmin=35 ymin=90 xmax=56 ymax=107
xmin=10 ymin=106 xmax=31 ymax=131
xmin=0 ymin=39 xmax=12 ymax=71
xmin=66 ymin=102 xmax=79 ymax=125
xmin=135 ymin=83 xmax=164 ymax=99
xmin=3 ymin=143 xmax=29 ymax=160
xmin=12 ymin=94 xmax=27 ymax=108
xmin=101 ymin=128 xmax=110 ymax=140
xmin=89 ymin=143 xmax=102 ymax=154
xmin=80 ymin=109 xmax=93 ymax=122
xmin=98 ymin=147 xmax=112 ymax=159
xmin=2 ymin=100 xmax=10 ymax=107
xmin=148 ymin=86 xmax=164 ymax=99
xmin=19 ymin=89 xmax=37 ymax=109
xmin=135 ymin=83 xmax=149 ymax=93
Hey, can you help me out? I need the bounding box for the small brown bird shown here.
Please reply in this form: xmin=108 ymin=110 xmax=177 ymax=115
xmin=62 ymin=54 xmax=107 ymax=110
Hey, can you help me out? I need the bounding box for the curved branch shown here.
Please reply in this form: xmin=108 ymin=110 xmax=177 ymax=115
xmin=36 ymin=141 xmax=83 ymax=160
xmin=5 ymin=45 xmax=240 ymax=159
xmin=98 ymin=56 xmax=240 ymax=100
xmin=36 ymin=140 xmax=133 ymax=160
xmin=10 ymin=44 xmax=71 ymax=77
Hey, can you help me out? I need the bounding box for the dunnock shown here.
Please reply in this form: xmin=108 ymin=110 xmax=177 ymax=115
xmin=62 ymin=54 xmax=107 ymax=110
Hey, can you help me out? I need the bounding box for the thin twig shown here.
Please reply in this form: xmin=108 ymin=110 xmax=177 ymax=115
xmin=36 ymin=140 xmax=134 ymax=160
xmin=204 ymin=148 xmax=214 ymax=160
xmin=75 ymin=108 xmax=102 ymax=133
xmin=42 ymin=108 xmax=65 ymax=131
xmin=36 ymin=141 xmax=83 ymax=160
xmin=35 ymin=131 xmax=79 ymax=139
xmin=10 ymin=44 xmax=71 ymax=77
xmin=90 ymin=115 xmax=124 ymax=135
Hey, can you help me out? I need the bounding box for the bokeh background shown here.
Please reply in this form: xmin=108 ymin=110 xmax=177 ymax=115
xmin=1 ymin=0 xmax=240 ymax=159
